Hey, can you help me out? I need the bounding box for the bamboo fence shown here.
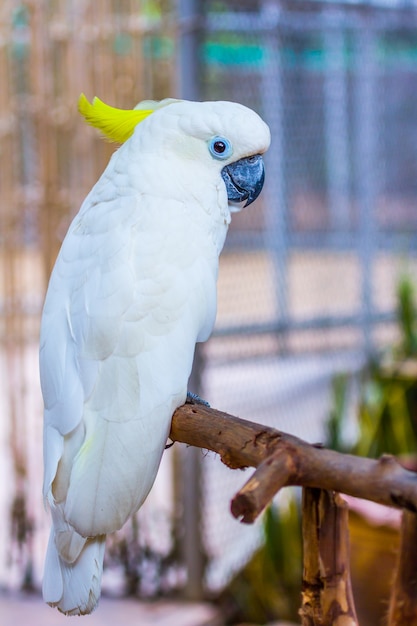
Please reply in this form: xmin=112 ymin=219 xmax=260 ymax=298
xmin=0 ymin=0 xmax=175 ymax=589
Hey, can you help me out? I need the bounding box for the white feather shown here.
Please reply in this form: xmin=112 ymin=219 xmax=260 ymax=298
xmin=43 ymin=527 xmax=105 ymax=616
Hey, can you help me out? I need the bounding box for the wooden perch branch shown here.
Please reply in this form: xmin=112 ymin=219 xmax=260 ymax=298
xmin=170 ymin=403 xmax=417 ymax=523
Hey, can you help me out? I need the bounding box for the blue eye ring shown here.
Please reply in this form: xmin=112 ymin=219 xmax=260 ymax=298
xmin=208 ymin=136 xmax=233 ymax=160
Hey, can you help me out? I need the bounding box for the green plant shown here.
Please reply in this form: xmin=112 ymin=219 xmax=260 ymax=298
xmin=220 ymin=491 xmax=302 ymax=624
xmin=355 ymin=364 xmax=417 ymax=458
xmin=354 ymin=274 xmax=417 ymax=458
xmin=326 ymin=273 xmax=417 ymax=460
xmin=325 ymin=373 xmax=351 ymax=453
xmin=396 ymin=273 xmax=417 ymax=358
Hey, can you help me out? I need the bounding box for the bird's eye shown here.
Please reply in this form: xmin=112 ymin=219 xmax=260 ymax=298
xmin=208 ymin=136 xmax=233 ymax=160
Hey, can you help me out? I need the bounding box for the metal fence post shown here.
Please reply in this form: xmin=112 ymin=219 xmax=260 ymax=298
xmin=354 ymin=17 xmax=378 ymax=356
xmin=175 ymin=0 xmax=206 ymax=601
xmin=324 ymin=9 xmax=350 ymax=233
xmin=176 ymin=0 xmax=202 ymax=100
xmin=261 ymin=1 xmax=289 ymax=351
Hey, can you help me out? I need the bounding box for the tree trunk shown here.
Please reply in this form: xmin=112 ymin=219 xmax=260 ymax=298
xmin=300 ymin=488 xmax=358 ymax=626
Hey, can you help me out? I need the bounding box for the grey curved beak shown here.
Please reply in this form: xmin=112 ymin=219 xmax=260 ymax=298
xmin=221 ymin=154 xmax=265 ymax=208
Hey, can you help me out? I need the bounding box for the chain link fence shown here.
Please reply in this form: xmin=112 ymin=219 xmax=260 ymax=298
xmin=186 ymin=0 xmax=417 ymax=592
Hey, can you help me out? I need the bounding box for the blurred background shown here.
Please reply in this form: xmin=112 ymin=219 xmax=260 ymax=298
xmin=2 ymin=0 xmax=417 ymax=624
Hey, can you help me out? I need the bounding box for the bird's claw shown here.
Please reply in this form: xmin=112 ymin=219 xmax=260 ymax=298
xmin=186 ymin=391 xmax=210 ymax=407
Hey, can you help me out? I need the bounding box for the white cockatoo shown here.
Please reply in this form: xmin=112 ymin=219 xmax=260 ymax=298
xmin=40 ymin=95 xmax=270 ymax=615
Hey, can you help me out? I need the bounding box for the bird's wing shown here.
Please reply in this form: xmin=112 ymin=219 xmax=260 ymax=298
xmin=40 ymin=190 xmax=215 ymax=535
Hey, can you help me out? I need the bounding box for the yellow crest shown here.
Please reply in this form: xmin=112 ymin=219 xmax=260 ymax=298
xmin=78 ymin=93 xmax=154 ymax=143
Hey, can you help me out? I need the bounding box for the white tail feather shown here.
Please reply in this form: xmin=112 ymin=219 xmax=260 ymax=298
xmin=43 ymin=528 xmax=106 ymax=616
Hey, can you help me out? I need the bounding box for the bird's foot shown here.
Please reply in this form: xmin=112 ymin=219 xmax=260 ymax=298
xmin=186 ymin=391 xmax=210 ymax=407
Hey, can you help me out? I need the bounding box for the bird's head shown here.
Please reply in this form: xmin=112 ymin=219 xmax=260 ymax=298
xmin=78 ymin=94 xmax=270 ymax=212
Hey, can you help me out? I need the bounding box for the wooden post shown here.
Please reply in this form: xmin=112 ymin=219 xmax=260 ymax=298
xmin=300 ymin=489 xmax=358 ymax=626
xmin=388 ymin=510 xmax=417 ymax=625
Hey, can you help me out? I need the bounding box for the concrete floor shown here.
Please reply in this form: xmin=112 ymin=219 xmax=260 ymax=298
xmin=0 ymin=592 xmax=300 ymax=626
xmin=0 ymin=592 xmax=222 ymax=626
